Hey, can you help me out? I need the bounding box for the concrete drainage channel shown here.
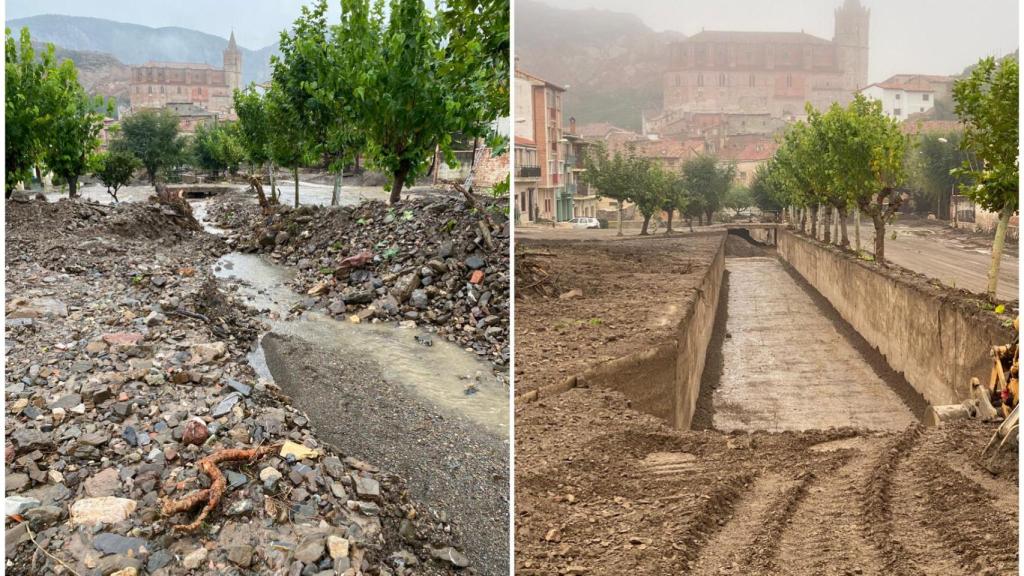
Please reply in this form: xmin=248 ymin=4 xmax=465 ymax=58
xmin=520 ymin=226 xmax=1012 ymax=435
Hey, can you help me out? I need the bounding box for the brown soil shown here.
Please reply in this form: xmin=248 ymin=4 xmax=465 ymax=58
xmin=514 ymin=232 xmax=1018 ymax=576
xmin=514 ymin=234 xmax=722 ymax=395
xmin=516 ymin=387 xmax=1018 ymax=576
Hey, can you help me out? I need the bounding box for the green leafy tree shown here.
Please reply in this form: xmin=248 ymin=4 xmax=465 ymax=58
xmin=583 ymin=142 xmax=631 ymax=236
xmin=113 ymin=108 xmax=184 ymax=187
xmin=632 ymin=157 xmax=665 ymax=236
xmin=5 ymin=28 xmax=51 ymax=196
xmin=750 ymin=162 xmax=784 ymax=217
xmin=953 ymin=56 xmax=1019 ymax=299
xmin=234 ymin=86 xmax=278 ymax=199
xmin=190 ymin=121 xmax=244 ymax=178
xmin=843 ymin=95 xmax=908 ymax=265
xmin=660 ymin=170 xmax=689 ymax=233
xmin=724 ymin=185 xmax=753 ymax=218
xmin=40 ymin=59 xmax=109 ymax=198
xmin=679 ymin=155 xmax=734 ymax=225
xmin=93 ymin=149 xmax=140 ymax=202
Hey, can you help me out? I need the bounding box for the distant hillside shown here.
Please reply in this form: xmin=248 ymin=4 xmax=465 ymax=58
xmin=7 ymin=14 xmax=277 ymax=86
xmin=31 ymin=42 xmax=132 ymax=109
xmin=515 ymin=0 xmax=682 ymax=131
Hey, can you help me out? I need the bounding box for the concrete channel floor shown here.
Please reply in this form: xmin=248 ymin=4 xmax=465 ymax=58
xmin=713 ymin=256 xmax=918 ymax=432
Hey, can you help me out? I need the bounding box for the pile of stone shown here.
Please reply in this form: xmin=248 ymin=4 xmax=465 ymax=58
xmin=5 ymin=198 xmax=470 ymax=575
xmin=210 ymin=194 xmax=510 ymax=367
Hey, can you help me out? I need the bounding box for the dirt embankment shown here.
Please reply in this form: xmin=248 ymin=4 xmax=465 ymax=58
xmin=514 ymin=232 xmax=1018 ymax=576
xmin=514 ymin=235 xmax=723 ymax=395
xmin=5 ymin=198 xmax=473 ymax=575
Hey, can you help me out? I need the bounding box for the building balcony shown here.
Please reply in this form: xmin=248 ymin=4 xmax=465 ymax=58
xmin=562 ymin=183 xmax=577 ymax=197
xmin=516 ymin=165 xmax=541 ymax=179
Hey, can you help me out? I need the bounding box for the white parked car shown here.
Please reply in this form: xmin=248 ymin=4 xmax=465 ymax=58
xmin=569 ymin=217 xmax=601 ymax=229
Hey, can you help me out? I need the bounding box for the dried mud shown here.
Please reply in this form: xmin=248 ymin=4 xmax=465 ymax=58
xmin=514 ymin=232 xmax=1018 ymax=576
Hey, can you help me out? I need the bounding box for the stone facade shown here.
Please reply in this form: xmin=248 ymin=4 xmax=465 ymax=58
xmin=656 ymin=0 xmax=869 ymax=124
xmin=129 ymin=31 xmax=242 ymax=116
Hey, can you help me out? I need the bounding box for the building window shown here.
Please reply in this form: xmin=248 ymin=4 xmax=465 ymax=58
xmin=895 ymin=93 xmax=901 ymax=100
xmin=697 ymin=74 xmax=703 ymax=87
xmin=749 ymin=74 xmax=755 ymax=87
xmin=894 ymin=108 xmax=902 ymax=117
xmin=920 ymin=107 xmax=925 ymax=112
xmin=786 ymin=74 xmax=792 ymax=88
xmin=148 ymin=86 xmax=152 ymax=94
xmin=674 ymin=74 xmax=680 ymax=87
xmin=922 ymin=93 xmax=930 ymax=101
xmin=719 ymin=73 xmax=726 ymax=87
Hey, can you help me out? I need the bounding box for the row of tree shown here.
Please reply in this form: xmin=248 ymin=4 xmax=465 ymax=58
xmin=6 ymin=28 xmax=110 ymax=198
xmin=582 ymin=144 xmax=737 ymax=236
xmin=232 ymin=0 xmax=509 ymax=207
xmin=751 ymin=56 xmax=1017 ymax=299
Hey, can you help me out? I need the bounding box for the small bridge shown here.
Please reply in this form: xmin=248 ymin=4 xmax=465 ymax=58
xmin=716 ymin=222 xmax=783 ymax=246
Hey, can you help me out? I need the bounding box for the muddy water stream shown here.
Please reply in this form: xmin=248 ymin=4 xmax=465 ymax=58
xmin=212 ymin=251 xmax=509 ymax=436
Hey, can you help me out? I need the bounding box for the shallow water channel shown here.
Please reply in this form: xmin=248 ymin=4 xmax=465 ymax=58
xmin=212 ymin=251 xmax=509 ymax=436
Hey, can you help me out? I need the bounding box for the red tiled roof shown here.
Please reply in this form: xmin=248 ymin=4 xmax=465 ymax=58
xmin=609 ymin=136 xmax=704 ymax=160
xmin=515 ymin=68 xmax=566 ymax=91
xmin=576 ymin=122 xmax=632 ymax=139
xmin=901 ymin=120 xmax=964 ymax=135
xmin=514 ymin=136 xmax=536 ymax=146
xmin=862 ymin=74 xmax=951 ymax=93
xmin=719 ymin=137 xmax=778 ymax=162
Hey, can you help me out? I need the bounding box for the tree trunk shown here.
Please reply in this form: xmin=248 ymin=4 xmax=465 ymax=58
xmin=617 ymin=200 xmax=624 ymax=236
xmin=640 ymin=213 xmax=652 ymax=235
xmin=800 ymin=208 xmax=807 ymax=234
xmin=390 ymin=160 xmax=411 ymax=205
xmin=68 ymin=175 xmax=79 ymax=199
xmin=810 ymin=205 xmax=819 ymax=239
xmin=823 ymin=207 xmax=832 ymax=244
xmin=872 ymin=213 xmax=886 ymax=265
xmin=985 ymin=204 xmax=1013 ymax=300
xmin=293 ymin=166 xmax=299 ymax=208
xmin=331 ymin=171 xmax=341 ymax=206
xmin=839 ymin=206 xmax=850 ymax=248
xmin=665 ymin=209 xmax=674 ymax=233
xmin=267 ymin=163 xmax=277 ymax=202
xmin=854 ymin=208 xmax=861 ymax=253
xmin=705 ymin=208 xmax=714 ymax=225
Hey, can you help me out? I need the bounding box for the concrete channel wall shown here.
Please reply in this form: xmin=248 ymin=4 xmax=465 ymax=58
xmin=777 ymin=229 xmax=1013 ymax=406
xmin=520 ymin=234 xmax=726 ymax=430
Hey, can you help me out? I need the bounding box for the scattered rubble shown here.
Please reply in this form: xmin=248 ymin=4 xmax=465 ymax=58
xmin=5 ymin=197 xmax=471 ymax=575
xmin=207 ymin=191 xmax=510 ymax=367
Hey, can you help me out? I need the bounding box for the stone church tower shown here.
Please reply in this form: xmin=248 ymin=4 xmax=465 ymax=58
xmin=834 ymin=0 xmax=870 ymax=91
xmin=223 ymin=31 xmax=243 ymax=94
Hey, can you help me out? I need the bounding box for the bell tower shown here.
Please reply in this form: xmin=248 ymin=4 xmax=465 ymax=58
xmin=223 ymin=30 xmax=243 ymax=94
xmin=834 ymin=0 xmax=870 ymax=91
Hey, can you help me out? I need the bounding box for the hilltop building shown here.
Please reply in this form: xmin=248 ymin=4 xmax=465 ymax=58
xmin=128 ymin=31 xmax=242 ymax=118
xmin=648 ymin=0 xmax=869 ymax=136
xmin=859 ymin=74 xmax=953 ymax=122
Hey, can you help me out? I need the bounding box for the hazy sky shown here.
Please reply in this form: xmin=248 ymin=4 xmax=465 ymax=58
xmin=538 ymin=0 xmax=1019 ymax=82
xmin=3 ymin=0 xmax=331 ymax=48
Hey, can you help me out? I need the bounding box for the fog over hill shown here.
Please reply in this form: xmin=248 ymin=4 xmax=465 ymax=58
xmin=515 ymin=0 xmax=684 ymax=131
xmin=7 ymin=14 xmax=278 ymax=86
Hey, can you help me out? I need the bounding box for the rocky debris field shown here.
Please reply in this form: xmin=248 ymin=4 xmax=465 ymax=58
xmin=5 ymin=198 xmax=473 ymax=575
xmin=514 ymin=234 xmax=722 ymax=395
xmin=207 ymin=191 xmax=510 ymax=369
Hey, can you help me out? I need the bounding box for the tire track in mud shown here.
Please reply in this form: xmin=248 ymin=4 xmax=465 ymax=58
xmin=889 ymin=429 xmax=1019 ymax=576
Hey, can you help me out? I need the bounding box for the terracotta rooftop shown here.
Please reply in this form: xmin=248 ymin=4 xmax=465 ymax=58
xmin=576 ymin=122 xmax=633 ymax=140
xmin=719 ymin=138 xmax=778 ymax=162
xmin=862 ymin=74 xmax=951 ymax=93
xmin=901 ymin=119 xmax=963 ymax=135
xmin=514 ymin=135 xmax=536 ymax=146
xmin=515 ymin=68 xmax=566 ymax=91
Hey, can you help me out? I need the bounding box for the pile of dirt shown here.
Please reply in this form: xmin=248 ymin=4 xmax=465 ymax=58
xmin=5 ymin=197 xmax=473 ymax=575
xmin=514 ymin=235 xmax=723 ymax=394
xmin=209 ymin=193 xmax=511 ymax=367
xmin=516 ymin=386 xmax=1018 ymax=576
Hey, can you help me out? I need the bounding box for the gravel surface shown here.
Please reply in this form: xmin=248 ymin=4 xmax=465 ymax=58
xmin=5 ymin=196 xmax=474 ymax=575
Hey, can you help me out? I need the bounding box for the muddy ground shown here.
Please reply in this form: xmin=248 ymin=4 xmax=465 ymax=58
xmin=514 ymin=232 xmax=1018 ymax=576
xmin=4 ymin=197 xmax=475 ymax=575
xmin=513 ymin=234 xmax=722 ymax=395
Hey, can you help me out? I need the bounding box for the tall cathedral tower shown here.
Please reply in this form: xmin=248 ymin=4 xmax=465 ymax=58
xmin=223 ymin=31 xmax=242 ymax=94
xmin=834 ymin=0 xmax=870 ymax=91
